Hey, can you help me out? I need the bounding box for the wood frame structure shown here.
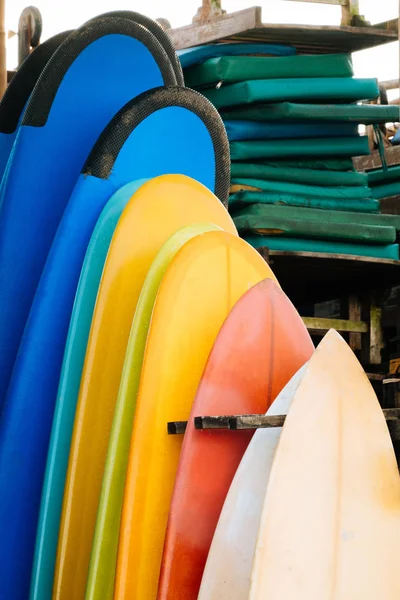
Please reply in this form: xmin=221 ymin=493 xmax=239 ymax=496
xmin=168 ymin=2 xmax=397 ymax=53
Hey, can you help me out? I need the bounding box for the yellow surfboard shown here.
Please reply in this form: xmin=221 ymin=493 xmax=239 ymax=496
xmin=85 ymin=223 xmax=222 ymax=600
xmin=114 ymin=230 xmax=276 ymax=600
xmin=53 ymin=175 xmax=236 ymax=600
xmin=250 ymin=330 xmax=400 ymax=600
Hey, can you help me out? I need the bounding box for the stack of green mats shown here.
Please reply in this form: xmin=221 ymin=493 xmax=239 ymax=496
xmin=183 ymin=47 xmax=400 ymax=260
xmin=367 ymin=165 xmax=400 ymax=200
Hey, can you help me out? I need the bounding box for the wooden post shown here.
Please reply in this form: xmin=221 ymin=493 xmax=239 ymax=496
xmin=341 ymin=0 xmax=359 ymax=26
xmin=348 ymin=294 xmax=362 ymax=351
xmin=0 ymin=0 xmax=6 ymax=99
xmin=369 ymin=292 xmax=384 ymax=365
xmin=193 ymin=0 xmax=226 ymax=24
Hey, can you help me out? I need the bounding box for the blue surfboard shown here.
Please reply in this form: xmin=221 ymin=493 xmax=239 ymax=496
xmin=29 ymin=180 xmax=147 ymax=600
xmin=90 ymin=10 xmax=183 ymax=83
xmin=0 ymin=16 xmax=176 ymax=407
xmin=0 ymin=30 xmax=71 ymax=181
xmin=0 ymin=84 xmax=228 ymax=600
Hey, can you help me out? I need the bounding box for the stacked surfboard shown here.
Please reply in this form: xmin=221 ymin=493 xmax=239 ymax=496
xmin=182 ymin=46 xmax=400 ymax=259
xmin=0 ymin=10 xmax=399 ymax=600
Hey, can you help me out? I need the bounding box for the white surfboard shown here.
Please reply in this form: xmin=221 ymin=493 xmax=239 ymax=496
xmin=198 ymin=364 xmax=307 ymax=599
xmin=250 ymin=329 xmax=400 ymax=599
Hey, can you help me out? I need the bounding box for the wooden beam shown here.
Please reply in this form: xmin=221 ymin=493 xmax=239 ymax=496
xmin=302 ymin=316 xmax=368 ymax=336
xmin=369 ymin=292 xmax=384 ymax=365
xmin=354 ymin=146 xmax=400 ymax=172
xmin=380 ymin=79 xmax=400 ymax=91
xmin=167 ymin=408 xmax=400 ymax=434
xmin=348 ymin=294 xmax=362 ymax=351
xmin=169 ymin=6 xmax=260 ymax=50
xmin=341 ymin=0 xmax=359 ymax=26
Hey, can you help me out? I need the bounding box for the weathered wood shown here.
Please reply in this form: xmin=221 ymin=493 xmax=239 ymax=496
xmin=341 ymin=0 xmax=359 ymax=26
xmin=380 ymin=79 xmax=400 ymax=91
xmin=192 ymin=0 xmax=226 ymax=23
xmin=169 ymin=7 xmax=260 ymax=50
xmin=167 ymin=421 xmax=187 ymax=435
xmin=369 ymin=292 xmax=384 ymax=365
xmin=168 ymin=6 xmax=396 ymax=53
xmin=303 ymin=316 xmax=368 ymax=335
xmin=167 ymin=408 xmax=400 ymax=434
xmin=193 ymin=415 xmax=230 ymax=430
xmin=349 ymin=294 xmax=362 ymax=350
xmin=354 ymin=146 xmax=400 ymax=172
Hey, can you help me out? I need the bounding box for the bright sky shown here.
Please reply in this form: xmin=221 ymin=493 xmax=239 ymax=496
xmin=5 ymin=0 xmax=399 ymax=88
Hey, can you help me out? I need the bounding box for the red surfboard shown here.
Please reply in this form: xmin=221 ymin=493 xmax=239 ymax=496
xmin=158 ymin=278 xmax=314 ymax=599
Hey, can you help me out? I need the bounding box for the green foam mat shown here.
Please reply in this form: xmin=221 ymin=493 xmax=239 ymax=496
xmin=370 ymin=181 xmax=400 ymax=199
xmin=221 ymin=102 xmax=399 ymax=124
xmin=230 ymin=136 xmax=370 ymax=160
xmin=230 ymin=178 xmax=372 ymax=199
xmin=233 ymin=202 xmax=400 ymax=230
xmin=234 ymin=214 xmax=395 ymax=244
xmin=368 ymin=165 xmax=400 ymax=186
xmin=204 ymin=78 xmax=378 ymax=109
xmin=253 ymin=158 xmax=355 ymax=171
xmin=230 ymin=163 xmax=368 ymax=186
xmin=185 ymin=54 xmax=353 ymax=87
xmin=243 ymin=234 xmax=399 ymax=260
xmin=229 ymin=190 xmax=379 ymax=213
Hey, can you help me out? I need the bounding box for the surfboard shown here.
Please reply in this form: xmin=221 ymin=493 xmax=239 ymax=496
xmin=0 ymin=15 xmax=176 ymax=407
xmin=3 ymin=76 xmax=229 ymax=600
xmin=89 ymin=10 xmax=183 ymax=83
xmin=29 ymin=180 xmax=147 ymax=600
xmin=198 ymin=366 xmax=306 ymax=599
xmin=86 ymin=223 xmax=221 ymax=600
xmin=158 ymin=279 xmax=313 ymax=599
xmin=114 ymin=231 xmax=275 ymax=600
xmin=250 ymin=329 xmax=400 ymax=599
xmin=0 ymin=30 xmax=71 ymax=180
xmin=53 ymin=175 xmax=236 ymax=600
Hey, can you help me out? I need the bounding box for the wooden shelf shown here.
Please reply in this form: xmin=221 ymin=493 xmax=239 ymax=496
xmin=262 ymin=250 xmax=400 ymax=306
xmin=169 ymin=6 xmax=398 ymax=54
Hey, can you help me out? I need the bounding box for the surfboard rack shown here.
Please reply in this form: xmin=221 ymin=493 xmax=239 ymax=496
xmin=167 ymin=407 xmax=400 ymax=435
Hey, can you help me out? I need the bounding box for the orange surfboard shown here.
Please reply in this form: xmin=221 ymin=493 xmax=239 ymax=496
xmin=158 ymin=278 xmax=314 ymax=599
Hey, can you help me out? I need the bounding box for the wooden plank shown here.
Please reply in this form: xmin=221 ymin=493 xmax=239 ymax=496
xmin=167 ymin=407 xmax=400 ymax=434
xmin=349 ymin=294 xmax=362 ymax=350
xmin=168 ymin=6 xmax=260 ymax=50
xmin=302 ymin=316 xmax=368 ymax=335
xmin=380 ymin=79 xmax=399 ymax=91
xmin=168 ymin=6 xmax=397 ymax=52
xmin=354 ymin=146 xmax=400 ymax=172
xmin=369 ymin=292 xmax=384 ymax=365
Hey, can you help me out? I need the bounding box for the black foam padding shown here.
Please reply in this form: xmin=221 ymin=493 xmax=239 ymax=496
xmin=89 ymin=10 xmax=184 ymax=85
xmin=23 ymin=17 xmax=177 ymax=128
xmin=83 ymin=86 xmax=230 ymax=206
xmin=0 ymin=31 xmax=72 ymax=133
